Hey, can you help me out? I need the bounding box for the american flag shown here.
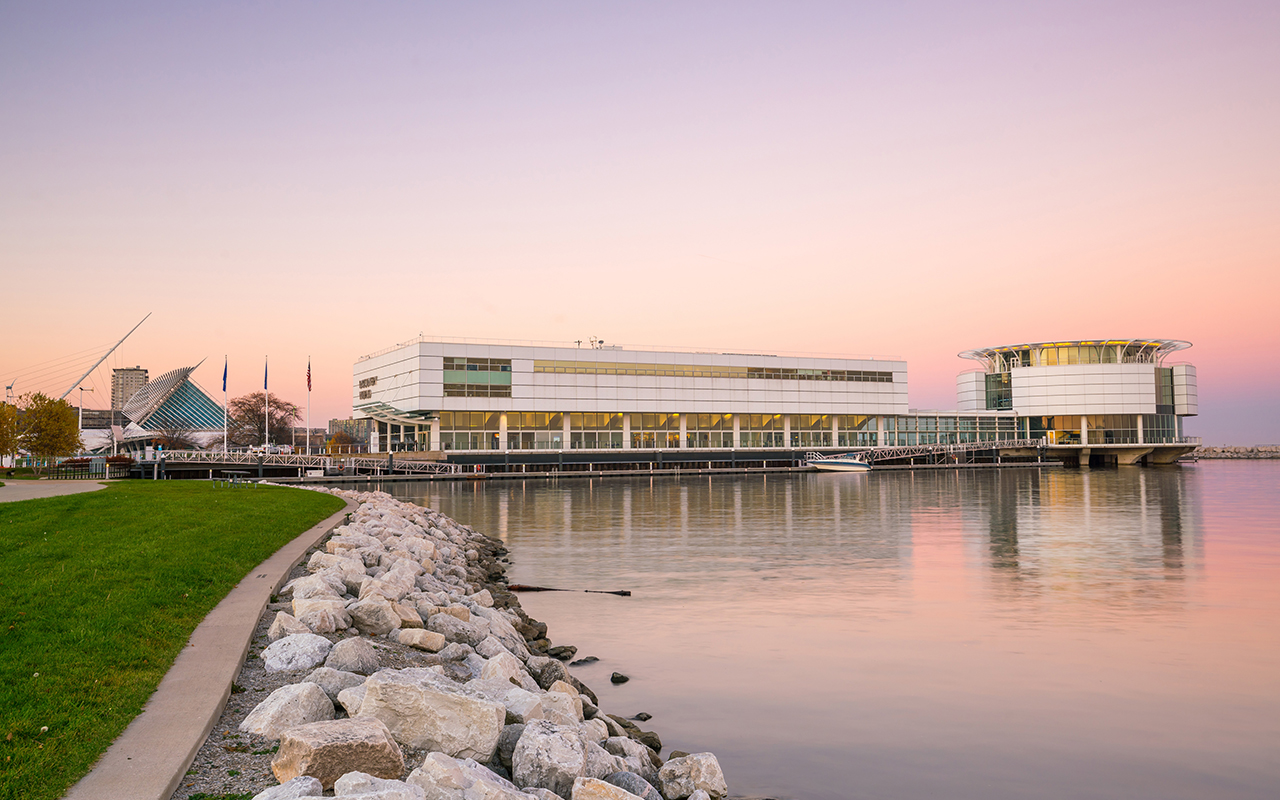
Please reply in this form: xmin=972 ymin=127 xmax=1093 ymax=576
xmin=307 ymin=360 xmax=311 ymax=392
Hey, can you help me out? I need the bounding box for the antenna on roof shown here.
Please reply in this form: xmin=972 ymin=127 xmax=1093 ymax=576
xmin=60 ymin=313 xmax=151 ymax=400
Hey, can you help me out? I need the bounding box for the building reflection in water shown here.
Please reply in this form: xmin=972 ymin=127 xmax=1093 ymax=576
xmin=383 ymin=465 xmax=1200 ymax=615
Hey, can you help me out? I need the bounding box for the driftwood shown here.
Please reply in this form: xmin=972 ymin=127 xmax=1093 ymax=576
xmin=507 ymin=584 xmax=632 ymax=597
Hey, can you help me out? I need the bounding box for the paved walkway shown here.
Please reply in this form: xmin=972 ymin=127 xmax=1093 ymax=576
xmin=63 ymin=496 xmax=356 ymax=800
xmin=0 ymin=479 xmax=112 ymax=503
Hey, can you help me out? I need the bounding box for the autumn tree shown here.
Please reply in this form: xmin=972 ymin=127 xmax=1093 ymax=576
xmin=327 ymin=429 xmax=358 ymax=454
xmin=227 ymin=392 xmax=300 ymax=447
xmin=18 ymin=392 xmax=81 ymax=474
xmin=0 ymin=402 xmax=18 ymax=466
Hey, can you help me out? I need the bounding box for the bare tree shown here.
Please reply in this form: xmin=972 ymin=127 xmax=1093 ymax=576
xmin=227 ymin=392 xmax=301 ymax=447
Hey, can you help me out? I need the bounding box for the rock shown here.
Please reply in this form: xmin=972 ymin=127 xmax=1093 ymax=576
xmin=631 ymin=713 xmax=651 ymax=722
xmin=251 ymin=775 xmax=324 ymax=800
xmin=534 ymin=660 xmax=570 ymax=691
xmin=350 ymin=597 xmax=402 ymax=636
xmin=496 ymin=724 xmax=525 ymax=771
xmin=523 ymin=789 xmax=562 ymax=800
xmin=502 ymin=687 xmax=545 ymax=724
xmin=604 ymin=717 xmax=660 ymax=754
xmin=570 ymin=777 xmax=644 ymax=800
xmin=283 ymin=572 xmax=346 ymax=600
xmin=260 ymin=633 xmax=334 ymax=673
xmin=666 ymin=752 xmax=689 ymax=761
xmin=546 ymin=645 xmax=577 ymax=661
xmin=568 ymin=657 xmax=599 ymax=667
xmin=583 ymin=741 xmax=626 ymax=779
xmin=580 ymin=720 xmax=608 ymax=744
xmin=481 ymin=651 xmax=528 ymax=684
xmin=609 ymin=673 xmax=629 ymax=685
xmin=326 ymin=637 xmax=381 ymax=675
xmin=393 ymin=601 xmax=425 ymax=629
xmin=268 ymin=612 xmax=312 ymax=642
xmin=469 ymin=588 xmax=494 ymax=607
xmin=656 ymin=753 xmax=727 ymax=800
xmin=542 ymin=692 xmax=581 ymax=726
xmin=334 ymin=770 xmax=426 ymax=799
xmin=603 ymin=773 xmax=661 ymax=800
xmin=438 ymin=642 xmax=474 ymax=661
xmin=338 ymin=684 xmax=367 ymax=717
xmin=476 ymin=636 xmax=509 ymax=659
xmin=399 ymin=628 xmax=447 ymax=652
xmin=511 ymin=720 xmax=587 ymax=799
xmin=407 ymin=751 xmax=533 ymax=800
xmin=272 ymin=717 xmax=405 ymax=789
xmin=428 ymin=613 xmax=485 ymax=646
xmin=240 ymin=682 xmax=335 ymax=739
xmin=298 ymin=605 xmax=353 ymax=634
xmin=687 ymin=791 xmax=711 ymax=800
xmin=357 ymin=669 xmax=506 ymax=760
xmin=439 ymin=605 xmax=472 ymax=622
xmin=293 ymin=596 xmax=350 ymax=620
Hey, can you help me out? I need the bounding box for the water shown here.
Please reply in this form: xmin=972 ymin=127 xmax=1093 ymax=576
xmin=378 ymin=462 xmax=1280 ymax=800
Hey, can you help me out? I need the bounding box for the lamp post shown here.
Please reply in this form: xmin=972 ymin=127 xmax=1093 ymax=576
xmin=78 ymin=387 xmax=94 ymax=454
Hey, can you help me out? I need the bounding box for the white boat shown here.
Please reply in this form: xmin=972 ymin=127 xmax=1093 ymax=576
xmin=808 ymin=453 xmax=872 ymax=472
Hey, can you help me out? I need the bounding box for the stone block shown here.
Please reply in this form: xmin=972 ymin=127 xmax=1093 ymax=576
xmin=271 ymin=717 xmax=405 ymax=790
xmin=240 ymin=682 xmax=334 ymax=740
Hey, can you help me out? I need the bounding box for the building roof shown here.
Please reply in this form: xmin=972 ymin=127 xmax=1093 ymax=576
xmin=959 ymin=339 xmax=1191 ymax=370
xmin=121 ymin=365 xmax=224 ymax=430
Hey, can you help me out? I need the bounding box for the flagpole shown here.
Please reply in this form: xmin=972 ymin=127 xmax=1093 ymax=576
xmin=223 ymin=355 xmax=228 ymax=452
xmin=264 ymin=356 xmax=269 ymax=448
xmin=306 ymin=357 xmax=312 ymax=456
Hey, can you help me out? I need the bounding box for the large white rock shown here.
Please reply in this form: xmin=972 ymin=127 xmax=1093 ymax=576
xmin=357 ymin=669 xmax=506 ymax=760
xmin=338 ymin=684 xmax=367 ymax=717
xmin=251 ymin=775 xmax=324 ymax=800
xmin=580 ymin=720 xmax=608 ymax=745
xmin=582 ymin=742 xmax=626 ymax=780
xmin=303 ymin=666 xmax=366 ymax=702
xmin=326 ymin=637 xmax=381 ymax=675
xmin=240 ymin=682 xmax=335 ymax=739
xmin=283 ymin=571 xmax=346 ymax=600
xmin=261 ymin=634 xmax=335 ymax=673
xmin=541 ymin=692 xmax=581 ymax=727
xmin=481 ymin=651 xmax=528 ymax=685
xmin=398 ymin=628 xmax=447 ymax=652
xmin=334 ymin=770 xmax=426 ymax=799
xmin=511 ymin=720 xmax=588 ymax=799
xmin=272 ymin=717 xmax=404 ymax=789
xmin=407 ymin=751 xmax=535 ymax=800
xmin=656 ymin=753 xmax=727 ymax=800
xmin=570 ymin=778 xmax=644 ymax=800
xmin=349 ymin=597 xmax=402 ymax=636
xmin=293 ymin=596 xmax=350 ymax=619
xmin=503 ymin=688 xmax=545 ymax=724
xmin=427 ymin=613 xmax=485 ymax=647
xmin=601 ymin=738 xmax=657 ymax=783
xmin=268 ymin=611 xmax=312 ymax=642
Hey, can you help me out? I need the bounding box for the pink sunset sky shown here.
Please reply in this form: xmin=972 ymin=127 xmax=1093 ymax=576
xmin=3 ymin=2 xmax=1277 ymax=444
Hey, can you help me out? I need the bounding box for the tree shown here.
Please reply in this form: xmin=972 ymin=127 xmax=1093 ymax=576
xmin=152 ymin=427 xmax=200 ymax=451
xmin=18 ymin=392 xmax=81 ymax=474
xmin=227 ymin=392 xmax=300 ymax=447
xmin=327 ymin=429 xmax=358 ymax=454
xmin=0 ymin=402 xmax=18 ymax=466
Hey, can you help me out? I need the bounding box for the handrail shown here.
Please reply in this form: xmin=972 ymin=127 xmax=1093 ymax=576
xmin=807 ymin=438 xmax=1047 ymax=464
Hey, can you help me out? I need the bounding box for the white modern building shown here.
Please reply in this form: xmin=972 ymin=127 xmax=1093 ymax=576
xmin=956 ymin=339 xmax=1198 ymax=465
xmin=352 ymin=336 xmax=1198 ymax=469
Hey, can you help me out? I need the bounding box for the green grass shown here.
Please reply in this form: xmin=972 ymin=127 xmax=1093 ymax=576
xmin=0 ymin=481 xmax=345 ymax=800
xmin=1 ymin=467 xmax=40 ymax=480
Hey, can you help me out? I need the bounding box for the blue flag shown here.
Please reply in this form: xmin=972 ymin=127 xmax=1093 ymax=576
xmin=264 ymin=359 xmax=268 ymax=391
xmin=222 ymin=357 xmax=227 ymax=393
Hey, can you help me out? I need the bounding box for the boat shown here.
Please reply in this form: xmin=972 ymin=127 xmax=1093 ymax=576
xmin=808 ymin=453 xmax=872 ymax=472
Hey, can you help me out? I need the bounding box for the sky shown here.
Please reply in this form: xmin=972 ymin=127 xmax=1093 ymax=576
xmin=3 ymin=1 xmax=1277 ymax=444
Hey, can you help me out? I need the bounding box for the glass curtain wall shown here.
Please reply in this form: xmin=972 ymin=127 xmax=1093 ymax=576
xmin=685 ymin=414 xmax=734 ymax=448
xmin=630 ymin=413 xmax=680 ymax=449
xmin=790 ymin=415 xmax=832 ymax=448
xmin=569 ymin=413 xmax=624 ymax=449
xmin=507 ymin=413 xmax=564 ymax=450
xmin=837 ymin=415 xmax=875 ymax=447
xmin=739 ymin=414 xmax=785 ymax=448
xmin=438 ymin=412 xmax=500 ymax=451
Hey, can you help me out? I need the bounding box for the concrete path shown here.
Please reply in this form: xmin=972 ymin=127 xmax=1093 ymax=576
xmin=0 ymin=479 xmax=112 ymax=503
xmin=63 ymin=495 xmax=356 ymax=800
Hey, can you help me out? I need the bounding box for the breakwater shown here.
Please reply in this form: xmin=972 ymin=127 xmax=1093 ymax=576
xmin=1191 ymin=446 xmax=1280 ymax=459
xmin=173 ymin=488 xmax=727 ymax=800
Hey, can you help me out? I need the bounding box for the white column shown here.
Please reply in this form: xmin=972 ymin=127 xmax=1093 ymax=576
xmin=430 ymin=418 xmax=440 ymax=452
xmin=499 ymin=412 xmax=508 ymax=452
xmin=1081 ymin=415 xmax=1089 ymax=445
xmin=562 ymin=413 xmax=571 ymax=451
xmin=783 ymin=415 xmax=791 ymax=448
xmin=1137 ymin=414 xmax=1144 ymax=444
xmin=623 ymin=413 xmax=631 ymax=449
xmin=679 ymin=414 xmax=687 ymax=448
xmin=732 ymin=414 xmax=740 ymax=449
xmin=831 ymin=416 xmax=839 ymax=448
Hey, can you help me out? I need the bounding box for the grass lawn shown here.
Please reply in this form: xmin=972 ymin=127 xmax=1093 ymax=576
xmin=0 ymin=481 xmax=346 ymax=800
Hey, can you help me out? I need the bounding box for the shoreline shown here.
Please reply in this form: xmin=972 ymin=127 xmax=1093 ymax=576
xmin=171 ymin=486 xmax=734 ymax=800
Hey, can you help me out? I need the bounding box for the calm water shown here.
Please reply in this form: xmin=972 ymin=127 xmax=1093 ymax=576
xmin=378 ymin=462 xmax=1280 ymax=800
